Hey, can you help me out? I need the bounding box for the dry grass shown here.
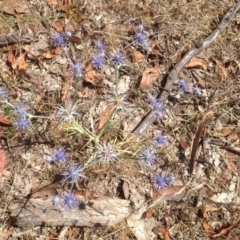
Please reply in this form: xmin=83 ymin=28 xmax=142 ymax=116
xmin=0 ymin=0 xmax=240 ymax=239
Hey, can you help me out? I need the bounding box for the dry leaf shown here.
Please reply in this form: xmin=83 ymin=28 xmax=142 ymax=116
xmin=189 ymin=111 xmax=214 ymax=173
xmin=47 ymin=0 xmax=58 ymax=5
xmin=58 ymin=227 xmax=69 ymax=240
xmin=179 ymin=139 xmax=189 ymax=150
xmin=200 ymin=218 xmax=215 ymax=237
xmin=0 ymin=116 xmax=12 ymax=126
xmin=69 ymin=36 xmax=81 ymax=44
xmin=43 ymin=48 xmax=62 ymax=59
xmin=97 ymin=103 xmax=116 ymax=130
xmin=202 ymin=205 xmax=218 ymax=219
xmin=31 ymin=184 xmax=57 ymax=198
xmin=213 ymin=127 xmax=234 ymax=137
xmin=11 ymin=53 xmax=28 ymax=73
xmin=137 ymin=3 xmax=153 ymax=15
xmin=185 ymin=57 xmax=209 ymax=70
xmin=153 ymin=226 xmax=170 ymax=240
xmin=227 ymin=131 xmax=238 ymax=144
xmin=213 ymin=58 xmax=228 ymax=81
xmin=7 ymin=51 xmax=16 ymax=64
xmin=0 ymin=145 xmax=6 ymax=177
xmin=1 ymin=0 xmax=29 ymax=15
xmin=52 ymin=20 xmax=64 ymax=32
xmin=131 ymin=51 xmax=144 ymax=62
xmin=212 ymin=219 xmax=240 ymax=238
xmin=84 ymin=63 xmax=97 ymax=84
xmin=140 ymin=65 xmax=160 ymax=90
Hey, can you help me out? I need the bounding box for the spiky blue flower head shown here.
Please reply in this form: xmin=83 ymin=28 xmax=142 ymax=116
xmin=0 ymin=87 xmax=8 ymax=101
xmin=110 ymin=50 xmax=126 ymax=66
xmin=153 ymin=173 xmax=169 ymax=190
xmin=68 ymin=60 xmax=84 ymax=78
xmin=55 ymin=100 xmax=80 ymax=122
xmin=61 ymin=163 xmax=84 ymax=183
xmin=139 ymin=146 xmax=157 ymax=165
xmin=96 ymin=141 xmax=119 ymax=163
xmin=52 ymin=148 xmax=69 ymax=163
xmin=95 ymin=40 xmax=105 ymax=54
xmin=52 ymin=33 xmax=66 ymax=48
xmin=153 ymin=173 xmax=176 ymax=190
xmin=63 ymin=192 xmax=78 ymax=210
xmin=14 ymin=105 xmax=28 ymax=117
xmin=177 ymin=79 xmax=189 ymax=93
xmin=92 ymin=54 xmax=105 ymax=70
xmin=147 ymin=93 xmax=165 ymax=110
xmin=154 ymin=134 xmax=167 ymax=147
xmin=192 ymin=86 xmax=202 ymax=96
xmin=147 ymin=93 xmax=165 ymax=119
xmin=13 ymin=117 xmax=30 ymax=130
xmin=133 ymin=32 xmax=149 ymax=49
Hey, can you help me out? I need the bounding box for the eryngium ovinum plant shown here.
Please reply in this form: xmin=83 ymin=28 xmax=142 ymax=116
xmin=2 ymin=24 xmax=206 ymax=210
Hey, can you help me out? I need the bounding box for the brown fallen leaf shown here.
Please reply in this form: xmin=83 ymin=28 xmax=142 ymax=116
xmin=1 ymin=0 xmax=30 ymax=15
xmin=137 ymin=3 xmax=153 ymax=15
xmin=47 ymin=0 xmax=58 ymax=5
xmin=227 ymin=131 xmax=238 ymax=144
xmin=213 ymin=57 xmax=228 ymax=81
xmin=84 ymin=63 xmax=97 ymax=85
xmin=202 ymin=205 xmax=218 ymax=219
xmin=189 ymin=111 xmax=214 ymax=173
xmin=153 ymin=226 xmax=170 ymax=240
xmin=131 ymin=51 xmax=144 ymax=63
xmin=11 ymin=52 xmax=28 ymax=74
xmin=7 ymin=51 xmax=16 ymax=65
xmin=97 ymin=103 xmax=116 ymax=130
xmin=0 ymin=145 xmax=6 ymax=178
xmin=42 ymin=48 xmax=62 ymax=59
xmin=200 ymin=218 xmax=215 ymax=237
xmin=52 ymin=20 xmax=64 ymax=32
xmin=179 ymin=138 xmax=189 ymax=150
xmin=185 ymin=57 xmax=209 ymax=70
xmin=212 ymin=219 xmax=240 ymax=238
xmin=213 ymin=127 xmax=234 ymax=137
xmin=140 ymin=65 xmax=160 ymax=90
xmin=0 ymin=117 xmax=12 ymax=126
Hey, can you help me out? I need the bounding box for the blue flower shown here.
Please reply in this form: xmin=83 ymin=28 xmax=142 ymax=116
xmin=153 ymin=173 xmax=169 ymax=190
xmin=110 ymin=50 xmax=126 ymax=66
xmin=61 ymin=163 xmax=84 ymax=183
xmin=13 ymin=117 xmax=30 ymax=130
xmin=0 ymin=87 xmax=8 ymax=100
xmin=95 ymin=40 xmax=105 ymax=53
xmin=153 ymin=173 xmax=176 ymax=190
xmin=14 ymin=105 xmax=28 ymax=117
xmin=177 ymin=79 xmax=189 ymax=93
xmin=147 ymin=93 xmax=165 ymax=119
xmin=52 ymin=148 xmax=69 ymax=162
xmin=154 ymin=134 xmax=167 ymax=147
xmin=68 ymin=60 xmax=84 ymax=78
xmin=133 ymin=32 xmax=149 ymax=49
xmin=55 ymin=100 xmax=80 ymax=122
xmin=63 ymin=192 xmax=78 ymax=210
xmin=96 ymin=142 xmax=119 ymax=163
xmin=91 ymin=54 xmax=105 ymax=70
xmin=52 ymin=33 xmax=66 ymax=48
xmin=139 ymin=147 xmax=157 ymax=165
xmin=192 ymin=86 xmax=202 ymax=96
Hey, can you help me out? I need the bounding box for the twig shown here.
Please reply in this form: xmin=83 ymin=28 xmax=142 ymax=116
xmin=133 ymin=3 xmax=240 ymax=135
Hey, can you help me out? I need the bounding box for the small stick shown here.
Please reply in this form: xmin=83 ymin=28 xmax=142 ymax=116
xmin=133 ymin=3 xmax=240 ymax=135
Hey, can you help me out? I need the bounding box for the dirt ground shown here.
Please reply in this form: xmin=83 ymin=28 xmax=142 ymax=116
xmin=0 ymin=0 xmax=240 ymax=239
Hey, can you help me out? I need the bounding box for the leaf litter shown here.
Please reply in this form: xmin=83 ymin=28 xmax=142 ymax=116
xmin=0 ymin=0 xmax=239 ymax=239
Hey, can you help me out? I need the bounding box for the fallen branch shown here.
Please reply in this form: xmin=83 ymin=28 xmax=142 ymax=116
xmin=9 ymin=196 xmax=131 ymax=227
xmin=133 ymin=3 xmax=240 ymax=135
